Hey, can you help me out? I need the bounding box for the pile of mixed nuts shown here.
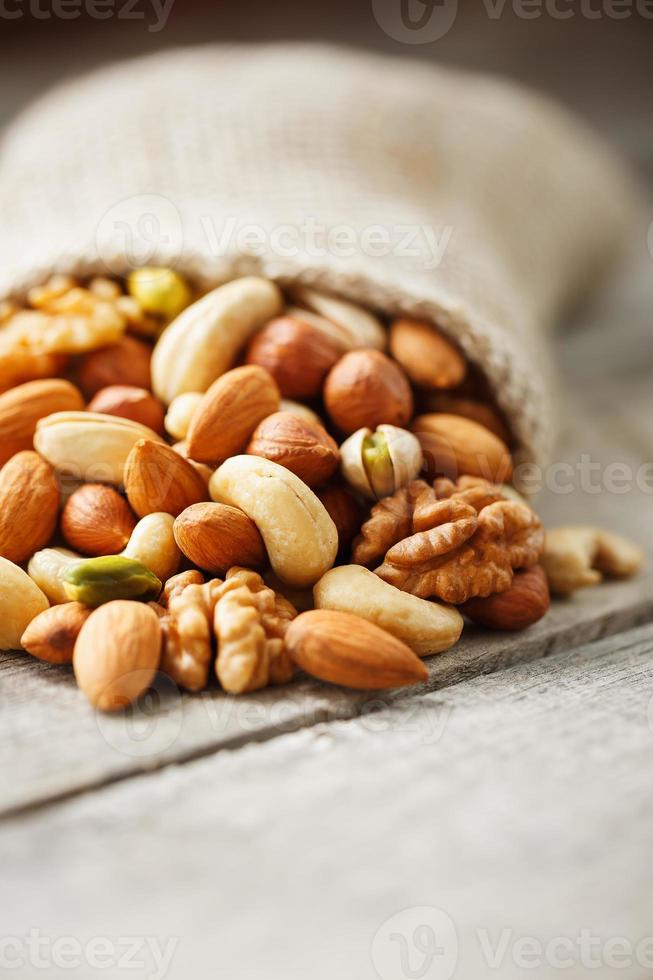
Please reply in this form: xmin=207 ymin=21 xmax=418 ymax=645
xmin=0 ymin=270 xmax=644 ymax=711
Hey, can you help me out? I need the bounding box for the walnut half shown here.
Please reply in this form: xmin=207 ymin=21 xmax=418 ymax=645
xmin=354 ymin=478 xmax=544 ymax=605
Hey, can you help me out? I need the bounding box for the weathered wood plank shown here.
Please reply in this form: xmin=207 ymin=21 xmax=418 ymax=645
xmin=1 ymin=567 xmax=651 ymax=819
xmin=1 ymin=624 xmax=652 ymax=980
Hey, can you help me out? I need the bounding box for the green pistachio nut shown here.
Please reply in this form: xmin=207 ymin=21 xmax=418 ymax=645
xmin=63 ymin=556 xmax=162 ymax=607
xmin=127 ymin=267 xmax=191 ymax=321
xmin=362 ymin=431 xmax=395 ymax=499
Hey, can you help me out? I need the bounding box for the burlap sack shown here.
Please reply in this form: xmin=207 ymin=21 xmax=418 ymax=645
xmin=0 ymin=44 xmax=637 ymax=467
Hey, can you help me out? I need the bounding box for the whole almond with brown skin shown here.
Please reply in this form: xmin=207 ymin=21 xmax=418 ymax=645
xmin=124 ymin=439 xmax=209 ymax=518
xmin=87 ymin=385 xmax=165 ymax=434
xmin=316 ymin=485 xmax=366 ymax=554
xmin=245 ymin=316 xmax=343 ymax=399
xmin=61 ymin=483 xmax=137 ymax=555
xmin=461 ymin=565 xmax=550 ymax=630
xmin=186 ymin=365 xmax=280 ymax=464
xmin=286 ymin=609 xmax=428 ymax=690
xmin=21 ymin=602 xmax=92 ymax=664
xmin=324 ymin=350 xmax=413 ymax=435
xmin=74 ymin=600 xmax=162 ymax=712
xmin=77 ymin=335 xmax=152 ymax=398
xmin=174 ymin=501 xmax=266 ymax=574
xmin=246 ymin=412 xmax=340 ymax=487
xmin=0 ymin=378 xmax=84 ymax=466
xmin=412 ymin=413 xmax=513 ymax=482
xmin=389 ymin=318 xmax=467 ymax=389
xmin=419 ymin=392 xmax=511 ymax=444
xmin=0 ymin=451 xmax=60 ymax=563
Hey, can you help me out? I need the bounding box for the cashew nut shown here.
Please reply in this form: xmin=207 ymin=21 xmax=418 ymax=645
xmin=314 ymin=565 xmax=463 ymax=655
xmin=209 ymin=455 xmax=338 ymax=588
xmin=542 ymin=525 xmax=644 ymax=595
xmin=151 ymin=277 xmax=283 ymax=403
xmin=0 ymin=556 xmax=50 ymax=650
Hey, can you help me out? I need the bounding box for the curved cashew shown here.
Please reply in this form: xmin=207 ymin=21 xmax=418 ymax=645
xmin=152 ymin=277 xmax=283 ymax=403
xmin=542 ymin=525 xmax=644 ymax=595
xmin=0 ymin=557 xmax=50 ymax=650
xmin=314 ymin=565 xmax=463 ymax=655
xmin=291 ymin=287 xmax=386 ymax=350
xmin=209 ymin=455 xmax=338 ymax=588
xmin=164 ymin=392 xmax=203 ymax=440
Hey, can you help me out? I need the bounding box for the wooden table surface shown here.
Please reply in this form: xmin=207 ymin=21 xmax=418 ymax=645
xmin=1 ymin=13 xmax=652 ymax=980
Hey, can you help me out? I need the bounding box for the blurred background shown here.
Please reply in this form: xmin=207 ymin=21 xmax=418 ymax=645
xmin=0 ymin=0 xmax=651 ymax=188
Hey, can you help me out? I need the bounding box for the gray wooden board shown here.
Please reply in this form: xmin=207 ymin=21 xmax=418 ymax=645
xmin=1 ymin=623 xmax=653 ymax=980
xmin=1 ymin=567 xmax=652 ymax=820
xmin=2 ymin=249 xmax=653 ymax=818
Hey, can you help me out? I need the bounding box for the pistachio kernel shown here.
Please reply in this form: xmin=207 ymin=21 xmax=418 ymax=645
xmin=362 ymin=431 xmax=395 ymax=499
xmin=63 ymin=556 xmax=162 ymax=607
xmin=127 ymin=268 xmax=191 ymax=321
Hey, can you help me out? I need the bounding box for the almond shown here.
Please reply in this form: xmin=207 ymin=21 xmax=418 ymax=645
xmin=73 ymin=600 xmax=162 ymax=711
xmin=461 ymin=565 xmax=550 ymax=630
xmin=21 ymin=602 xmax=92 ymax=664
xmin=87 ymin=385 xmax=165 ymax=433
xmin=324 ymin=350 xmax=413 ymax=435
xmin=0 ymin=451 xmax=60 ymax=564
xmin=245 ymin=316 xmax=344 ymax=398
xmin=412 ymin=413 xmax=513 ymax=482
xmin=285 ymin=609 xmax=428 ymax=690
xmin=419 ymin=392 xmax=511 ymax=444
xmin=61 ymin=483 xmax=137 ymax=555
xmin=246 ymin=411 xmax=340 ymax=487
xmin=124 ymin=439 xmax=209 ymax=518
xmin=0 ymin=378 xmax=84 ymax=466
xmin=174 ymin=501 xmax=266 ymax=574
xmin=77 ymin=335 xmax=152 ymax=397
xmin=389 ymin=318 xmax=467 ymax=389
xmin=186 ymin=365 xmax=280 ymax=465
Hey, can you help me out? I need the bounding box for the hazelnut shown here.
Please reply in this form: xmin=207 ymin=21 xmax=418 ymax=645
xmin=324 ymin=350 xmax=413 ymax=434
xmin=87 ymin=385 xmax=165 ymax=434
xmin=61 ymin=483 xmax=137 ymax=556
xmin=316 ymin=485 xmax=366 ymax=554
xmin=245 ymin=316 xmax=343 ymax=399
xmin=246 ymin=411 xmax=340 ymax=487
xmin=77 ymin=335 xmax=152 ymax=398
xmin=340 ymin=425 xmax=422 ymax=500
